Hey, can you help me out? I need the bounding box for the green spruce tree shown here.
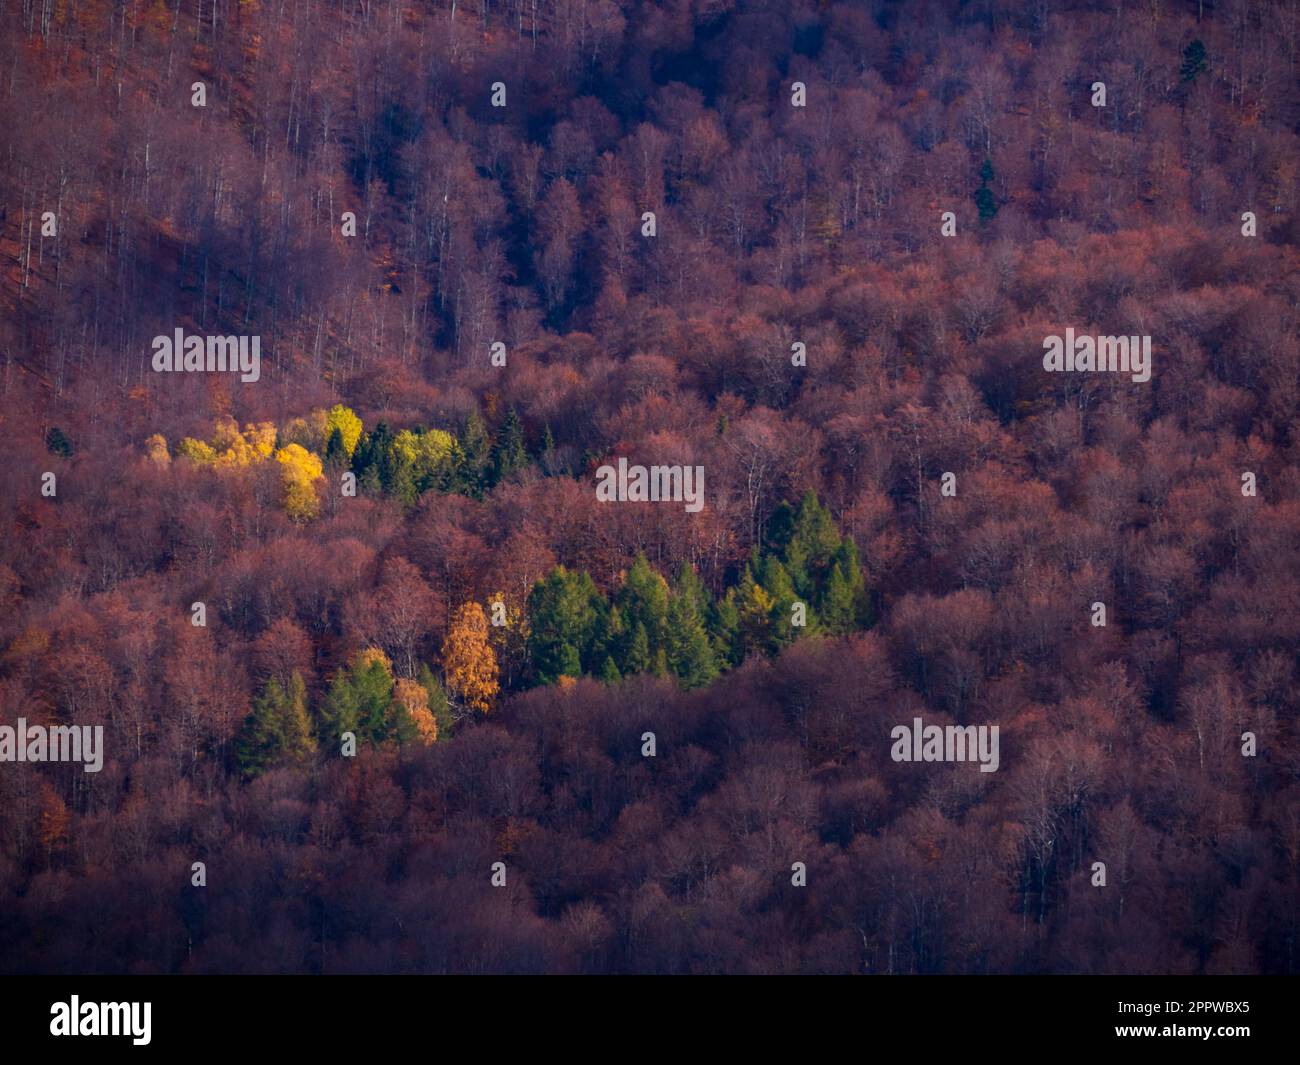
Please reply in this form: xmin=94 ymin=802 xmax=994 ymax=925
xmin=236 ymin=672 xmax=315 ymax=779
xmin=820 ymin=538 xmax=869 ymax=635
xmin=1181 ymin=39 xmax=1208 ymax=83
xmin=527 ymin=567 xmax=607 ymax=684
xmin=975 ymin=158 xmax=998 ymax=222
xmin=599 ymin=655 xmax=622 ymax=684
xmin=320 ymin=651 xmax=396 ymax=746
xmin=710 ymin=586 xmax=743 ymax=668
xmin=615 ymin=555 xmax=670 ymax=668
xmin=453 ymin=410 xmax=492 ymax=497
xmin=665 ymin=580 xmax=719 ymax=689
xmin=624 ymin=621 xmax=653 ymax=675
xmin=45 ymin=427 xmax=73 ymax=457
xmin=325 ymin=426 xmax=347 ymax=468
xmin=490 ymin=407 xmax=528 ymax=486
xmin=351 ymin=421 xmax=393 ymax=496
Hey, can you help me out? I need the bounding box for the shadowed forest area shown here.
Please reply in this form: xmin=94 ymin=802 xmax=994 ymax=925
xmin=0 ymin=0 xmax=1298 ymax=973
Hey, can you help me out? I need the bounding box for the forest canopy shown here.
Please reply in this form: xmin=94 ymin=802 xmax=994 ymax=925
xmin=0 ymin=0 xmax=1297 ymax=975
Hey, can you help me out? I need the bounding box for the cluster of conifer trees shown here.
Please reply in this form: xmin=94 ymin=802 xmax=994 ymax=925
xmin=528 ymin=491 xmax=868 ymax=688
xmin=348 ymin=408 xmax=533 ymax=504
xmin=236 ymin=650 xmax=454 ymax=780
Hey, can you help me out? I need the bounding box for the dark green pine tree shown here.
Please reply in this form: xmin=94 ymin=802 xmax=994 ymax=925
xmin=386 ymin=692 xmax=421 ymax=746
xmin=820 ymin=538 xmax=868 ymax=635
xmin=615 ymin=554 xmax=670 ymax=666
xmin=597 ymin=603 xmax=626 ymax=671
xmin=453 ymin=410 xmax=492 ymax=497
xmin=709 ymin=585 xmax=743 ymax=668
xmin=355 ymin=660 xmax=396 ymax=742
xmin=555 ymin=642 xmax=583 ymax=679
xmin=235 ymin=672 xmax=315 ymax=779
xmin=437 ymin=439 xmax=467 ymax=494
xmin=320 ymin=654 xmax=395 ymax=746
xmin=539 ymin=423 xmax=559 ymax=474
xmin=665 ymin=575 xmax=720 ymax=689
xmin=387 ymin=448 xmax=419 ymax=508
xmin=527 ymin=566 xmax=607 ymax=684
xmin=974 ymin=158 xmax=998 ymax=222
xmin=1181 ymin=39 xmax=1208 ymax=83
xmin=624 ymin=621 xmax=653 ymax=675
xmin=490 ymin=407 xmax=528 ymax=486
xmin=785 ymin=490 xmax=841 ymax=598
xmin=599 ymin=655 xmax=622 ymax=684
xmin=764 ymin=500 xmax=797 ymax=555
xmin=45 ymin=426 xmax=73 ymax=457
xmin=782 ymin=536 xmax=811 ymax=602
xmin=318 ymin=665 xmax=360 ymax=741
xmin=758 ymin=552 xmax=811 ymax=650
xmin=351 ymin=421 xmax=393 ymax=496
xmin=324 ymin=426 xmax=348 ymax=468
xmin=673 ymin=562 xmax=713 ymax=620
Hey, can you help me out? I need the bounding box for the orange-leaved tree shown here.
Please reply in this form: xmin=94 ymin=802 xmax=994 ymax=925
xmin=442 ymin=602 xmax=500 ymax=715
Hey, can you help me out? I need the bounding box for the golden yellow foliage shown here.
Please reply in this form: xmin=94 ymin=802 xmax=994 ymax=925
xmin=210 ymin=415 xmax=242 ymax=452
xmin=275 ymin=443 xmax=324 ymax=521
xmin=158 ymin=414 xmax=330 ymax=520
xmin=176 ymin=437 xmax=218 ymax=464
xmin=394 ymin=677 xmax=437 ymax=744
xmin=177 ymin=418 xmax=270 ymax=468
xmin=485 ymin=590 xmax=530 ymax=675
xmin=442 ymin=602 xmax=500 ymax=715
xmin=244 ymin=421 xmax=277 ymax=458
xmin=356 ymin=646 xmax=394 ymax=677
xmin=391 ymin=428 xmax=453 ymax=465
xmin=214 ymin=431 xmax=261 ymax=468
xmin=145 ymin=434 xmax=171 ymax=467
xmin=325 ymin=404 xmax=364 ymax=458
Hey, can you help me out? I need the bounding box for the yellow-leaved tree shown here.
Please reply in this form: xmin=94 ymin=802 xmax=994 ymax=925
xmin=325 ymin=404 xmax=364 ymax=459
xmin=175 ymin=417 xmax=276 ymax=468
xmin=160 ymin=413 xmax=335 ymax=521
xmin=176 ymin=437 xmax=217 ymax=464
xmin=390 ymin=427 xmax=455 ymax=483
xmin=485 ymin=590 xmax=531 ymax=690
xmin=210 ymin=415 xmax=243 ymax=453
xmin=275 ymin=443 xmax=324 ymax=521
xmin=442 ymin=602 xmax=500 ymax=715
xmin=145 ymin=434 xmax=171 ymax=467
xmin=357 ymin=646 xmax=393 ymax=674
xmin=244 ymin=421 xmax=277 ymax=458
xmin=393 ymin=677 xmax=438 ymax=744
xmin=213 ymin=430 xmax=261 ymax=468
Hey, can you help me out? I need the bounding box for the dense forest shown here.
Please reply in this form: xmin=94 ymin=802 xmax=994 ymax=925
xmin=1 ymin=0 xmax=1298 ymax=974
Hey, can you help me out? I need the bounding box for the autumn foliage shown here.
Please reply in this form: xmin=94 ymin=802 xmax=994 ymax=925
xmin=0 ymin=0 xmax=1297 ymax=975
xmin=442 ymin=603 xmax=500 ymax=716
